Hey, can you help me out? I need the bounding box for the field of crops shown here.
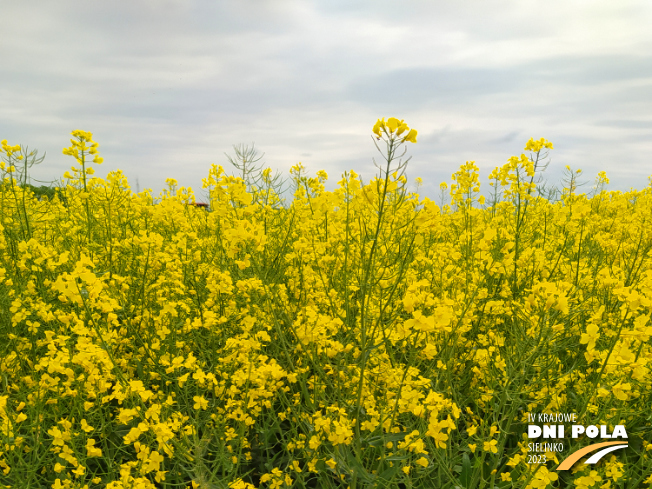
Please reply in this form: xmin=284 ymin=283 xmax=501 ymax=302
xmin=1 ymin=120 xmax=651 ymax=489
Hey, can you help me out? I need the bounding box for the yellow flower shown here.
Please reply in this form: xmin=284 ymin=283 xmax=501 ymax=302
xmin=386 ymin=117 xmax=403 ymax=133
xmin=86 ymin=438 xmax=103 ymax=457
xmin=229 ymin=479 xmax=257 ymax=489
xmin=80 ymin=419 xmax=94 ymax=432
xmin=308 ymin=435 xmax=320 ymax=449
xmin=372 ymin=118 xmax=386 ymax=136
xmin=193 ymin=395 xmax=209 ymax=410
xmin=404 ymin=128 xmax=418 ymax=143
xmin=483 ymin=439 xmax=498 ymax=453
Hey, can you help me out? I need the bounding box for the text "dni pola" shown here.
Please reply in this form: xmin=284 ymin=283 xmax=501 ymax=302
xmin=528 ymin=425 xmax=628 ymax=439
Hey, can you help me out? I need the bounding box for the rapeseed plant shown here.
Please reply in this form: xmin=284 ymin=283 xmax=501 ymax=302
xmin=0 ymin=121 xmax=650 ymax=488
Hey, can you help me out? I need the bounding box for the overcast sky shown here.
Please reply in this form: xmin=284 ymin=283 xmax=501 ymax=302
xmin=2 ymin=0 xmax=651 ymax=200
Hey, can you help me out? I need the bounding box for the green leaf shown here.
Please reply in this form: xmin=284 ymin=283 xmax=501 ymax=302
xmin=459 ymin=452 xmax=471 ymax=488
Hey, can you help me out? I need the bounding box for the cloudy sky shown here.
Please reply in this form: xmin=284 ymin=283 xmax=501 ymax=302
xmin=2 ymin=0 xmax=651 ymax=200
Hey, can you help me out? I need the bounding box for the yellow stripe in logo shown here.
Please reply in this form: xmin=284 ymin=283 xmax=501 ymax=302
xmin=557 ymin=442 xmax=628 ymax=471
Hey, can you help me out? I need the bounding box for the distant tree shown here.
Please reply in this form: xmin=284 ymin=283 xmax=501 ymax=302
xmin=25 ymin=184 xmax=57 ymax=201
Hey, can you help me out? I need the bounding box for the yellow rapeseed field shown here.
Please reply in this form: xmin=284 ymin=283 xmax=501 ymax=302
xmin=0 ymin=119 xmax=650 ymax=488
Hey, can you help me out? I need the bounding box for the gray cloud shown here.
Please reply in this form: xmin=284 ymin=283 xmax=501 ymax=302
xmin=1 ymin=0 xmax=651 ymax=197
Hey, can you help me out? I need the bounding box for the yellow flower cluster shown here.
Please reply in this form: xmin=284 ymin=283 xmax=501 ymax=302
xmin=372 ymin=117 xmax=417 ymax=142
xmin=0 ymin=125 xmax=650 ymax=488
